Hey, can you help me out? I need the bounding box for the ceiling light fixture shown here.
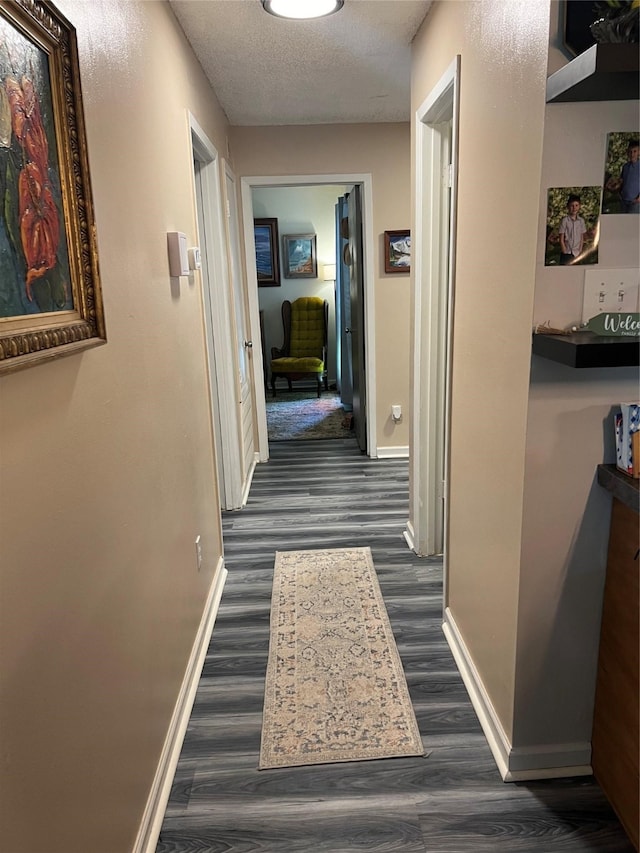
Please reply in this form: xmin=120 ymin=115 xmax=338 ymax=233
xmin=261 ymin=0 xmax=344 ymax=20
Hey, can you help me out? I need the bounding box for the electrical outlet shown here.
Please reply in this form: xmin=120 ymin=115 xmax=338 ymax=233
xmin=582 ymin=269 xmax=640 ymax=323
xmin=195 ymin=535 xmax=202 ymax=571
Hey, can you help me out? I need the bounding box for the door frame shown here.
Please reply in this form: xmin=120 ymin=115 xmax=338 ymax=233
xmin=239 ymin=173 xmax=377 ymax=461
xmin=189 ymin=112 xmax=244 ymax=509
xmin=407 ymin=56 xmax=460 ymax=573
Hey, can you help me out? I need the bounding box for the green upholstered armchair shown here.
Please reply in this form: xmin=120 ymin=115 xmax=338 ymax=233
xmin=270 ymin=297 xmax=329 ymax=398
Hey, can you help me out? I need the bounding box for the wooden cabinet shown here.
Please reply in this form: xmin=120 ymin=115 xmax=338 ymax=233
xmin=592 ymin=496 xmax=639 ymax=850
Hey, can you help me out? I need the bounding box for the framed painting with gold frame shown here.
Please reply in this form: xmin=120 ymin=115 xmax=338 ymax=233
xmin=0 ymin=0 xmax=105 ymax=375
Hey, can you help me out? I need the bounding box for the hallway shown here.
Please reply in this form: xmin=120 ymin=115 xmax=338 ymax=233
xmin=156 ymin=439 xmax=633 ymax=853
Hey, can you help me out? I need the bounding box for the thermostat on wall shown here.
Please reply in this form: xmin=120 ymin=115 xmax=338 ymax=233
xmin=167 ymin=231 xmax=189 ymax=277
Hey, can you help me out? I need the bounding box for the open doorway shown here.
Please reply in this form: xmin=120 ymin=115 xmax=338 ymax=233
xmin=253 ymin=183 xmax=369 ymax=449
xmin=240 ymin=173 xmax=377 ymax=461
xmin=253 ymin=183 xmax=348 ymax=443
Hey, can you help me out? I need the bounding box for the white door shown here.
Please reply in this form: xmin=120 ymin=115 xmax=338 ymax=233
xmin=190 ymin=115 xmax=243 ymax=510
xmin=193 ymin=157 xmax=225 ymax=505
xmin=223 ymin=161 xmax=256 ymax=499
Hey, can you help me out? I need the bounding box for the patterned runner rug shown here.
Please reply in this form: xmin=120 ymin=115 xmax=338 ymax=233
xmin=259 ymin=547 xmax=424 ymax=769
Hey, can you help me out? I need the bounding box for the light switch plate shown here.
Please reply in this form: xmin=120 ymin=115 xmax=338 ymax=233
xmin=582 ymin=268 xmax=640 ymax=323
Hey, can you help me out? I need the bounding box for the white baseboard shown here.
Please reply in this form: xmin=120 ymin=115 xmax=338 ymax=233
xmin=403 ymin=520 xmax=416 ymax=552
xmin=133 ymin=559 xmax=228 ymax=853
xmin=241 ymin=454 xmax=258 ymax=507
xmin=442 ymin=606 xmax=592 ymax=782
xmin=376 ymin=446 xmax=409 ymax=459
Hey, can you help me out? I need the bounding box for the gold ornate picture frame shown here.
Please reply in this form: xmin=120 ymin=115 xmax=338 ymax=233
xmin=0 ymin=0 xmax=105 ymax=375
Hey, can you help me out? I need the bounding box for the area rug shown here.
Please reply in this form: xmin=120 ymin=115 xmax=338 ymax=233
xmin=259 ymin=547 xmax=423 ymax=769
xmin=266 ymin=390 xmax=348 ymax=441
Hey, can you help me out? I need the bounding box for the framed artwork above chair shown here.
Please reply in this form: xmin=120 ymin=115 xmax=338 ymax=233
xmin=282 ymin=234 xmax=317 ymax=279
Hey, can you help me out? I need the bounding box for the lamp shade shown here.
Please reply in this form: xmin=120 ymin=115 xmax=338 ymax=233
xmin=323 ymin=263 xmax=336 ymax=281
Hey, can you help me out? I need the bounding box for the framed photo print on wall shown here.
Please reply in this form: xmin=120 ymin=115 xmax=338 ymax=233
xmin=254 ymin=218 xmax=280 ymax=286
xmin=384 ymin=230 xmax=411 ymax=273
xmin=0 ymin=0 xmax=106 ymax=375
xmin=283 ymin=234 xmax=317 ymax=279
xmin=544 ymin=186 xmax=601 ymax=266
xmin=602 ymin=131 xmax=640 ymax=215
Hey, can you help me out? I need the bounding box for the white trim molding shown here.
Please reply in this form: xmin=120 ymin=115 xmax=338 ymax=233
xmin=241 ymin=454 xmax=258 ymax=507
xmin=443 ymin=607 xmax=592 ymax=782
xmin=410 ymin=55 xmax=460 ymax=559
xmin=376 ymin=446 xmax=410 ymax=459
xmin=403 ymin=519 xmax=416 ymax=552
xmin=133 ymin=559 xmax=228 ymax=853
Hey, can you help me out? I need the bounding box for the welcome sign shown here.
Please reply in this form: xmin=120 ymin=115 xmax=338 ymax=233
xmin=584 ymin=313 xmax=640 ymax=337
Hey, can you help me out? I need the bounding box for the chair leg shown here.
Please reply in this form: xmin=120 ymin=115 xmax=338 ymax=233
xmin=317 ymin=376 xmax=321 ymax=398
xmin=287 ymin=379 xmax=292 ymax=391
xmin=271 ymin=375 xmax=277 ymax=397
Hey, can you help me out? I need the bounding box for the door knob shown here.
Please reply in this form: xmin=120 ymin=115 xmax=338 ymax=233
xmin=244 ymin=340 xmax=253 ymax=348
xmin=345 ymin=327 xmax=352 ymax=334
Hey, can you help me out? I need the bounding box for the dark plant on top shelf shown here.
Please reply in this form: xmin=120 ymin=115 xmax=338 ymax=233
xmin=591 ymin=0 xmax=639 ymax=43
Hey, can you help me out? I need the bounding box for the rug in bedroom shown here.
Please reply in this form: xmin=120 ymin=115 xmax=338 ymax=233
xmin=266 ymin=390 xmax=349 ymax=441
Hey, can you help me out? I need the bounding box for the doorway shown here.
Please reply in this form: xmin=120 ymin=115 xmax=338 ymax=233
xmin=240 ymin=174 xmax=377 ymax=461
xmin=251 ymin=182 xmax=364 ymax=448
xmin=407 ymin=57 xmax=460 ymax=573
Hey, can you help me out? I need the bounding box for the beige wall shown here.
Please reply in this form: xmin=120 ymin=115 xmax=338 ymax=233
xmin=411 ymin=0 xmax=550 ymax=738
xmin=0 ymin=2 xmax=228 ymax=850
xmin=514 ymin=2 xmax=640 ymax=752
xmin=230 ymin=124 xmax=412 ymax=449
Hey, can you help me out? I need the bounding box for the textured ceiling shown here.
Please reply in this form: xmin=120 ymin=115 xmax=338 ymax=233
xmin=169 ymin=0 xmax=432 ymax=126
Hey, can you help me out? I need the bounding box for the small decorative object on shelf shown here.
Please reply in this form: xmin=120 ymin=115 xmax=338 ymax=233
xmin=590 ymin=0 xmax=639 ymax=44
xmin=584 ymin=312 xmax=640 ymax=336
xmin=533 ymin=321 xmax=573 ymax=335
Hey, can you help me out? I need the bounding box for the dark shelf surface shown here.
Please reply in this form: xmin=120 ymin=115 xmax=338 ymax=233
xmin=597 ymin=464 xmax=640 ymax=514
xmin=546 ymin=43 xmax=639 ymax=103
xmin=532 ymin=331 xmax=640 ymax=368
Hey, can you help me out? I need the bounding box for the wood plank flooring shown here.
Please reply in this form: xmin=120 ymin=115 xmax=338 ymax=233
xmin=156 ymin=438 xmax=634 ymax=853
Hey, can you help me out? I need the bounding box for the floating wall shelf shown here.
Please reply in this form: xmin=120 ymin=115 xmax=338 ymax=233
xmin=532 ymin=331 xmax=640 ymax=368
xmin=546 ymin=43 xmax=639 ymax=103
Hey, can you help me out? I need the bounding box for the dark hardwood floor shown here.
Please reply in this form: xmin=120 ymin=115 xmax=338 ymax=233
xmin=157 ymin=438 xmax=634 ymax=852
